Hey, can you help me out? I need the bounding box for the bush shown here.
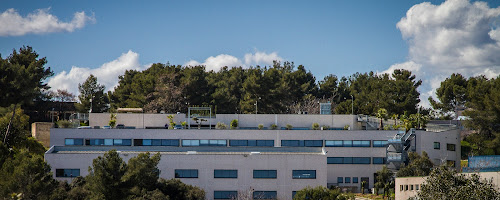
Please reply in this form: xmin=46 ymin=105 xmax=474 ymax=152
xmin=322 ymin=125 xmax=330 ymax=130
xmin=344 ymin=125 xmax=350 ymax=130
xmin=230 ymin=119 xmax=238 ymax=129
xmin=270 ymin=124 xmax=278 ymax=130
xmin=285 ymin=124 xmax=293 ymax=130
xmin=258 ymin=124 xmax=264 ymax=130
xmin=216 ymin=122 xmax=227 ymax=129
xmin=312 ymin=123 xmax=320 ymax=130
xmin=109 ymin=113 xmax=117 ymax=128
xmin=57 ymin=120 xmax=72 ymax=128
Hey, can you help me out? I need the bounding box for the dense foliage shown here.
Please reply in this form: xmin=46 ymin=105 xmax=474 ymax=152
xmin=396 ymin=151 xmax=433 ymax=177
xmin=293 ymin=186 xmax=352 ymax=200
xmin=417 ymin=166 xmax=500 ymax=200
xmin=110 ymin=63 xmax=422 ymax=116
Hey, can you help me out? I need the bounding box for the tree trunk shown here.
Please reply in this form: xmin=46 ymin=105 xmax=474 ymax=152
xmin=3 ymin=104 xmax=17 ymax=145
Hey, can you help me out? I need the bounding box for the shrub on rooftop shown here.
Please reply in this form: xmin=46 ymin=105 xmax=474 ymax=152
xmin=312 ymin=123 xmax=320 ymax=130
xmin=230 ymin=119 xmax=238 ymax=129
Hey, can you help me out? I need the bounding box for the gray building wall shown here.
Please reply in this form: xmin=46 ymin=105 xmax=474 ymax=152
xmin=45 ymin=149 xmax=326 ymax=200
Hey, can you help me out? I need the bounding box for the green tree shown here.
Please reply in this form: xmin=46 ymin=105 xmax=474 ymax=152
xmin=76 ymin=74 xmax=109 ymax=113
xmin=318 ymin=74 xmax=338 ymax=99
xmin=0 ymin=106 xmax=30 ymax=148
xmin=122 ymin=152 xmax=161 ymax=198
xmin=374 ymin=166 xmax=393 ymax=198
xmin=417 ymin=166 xmax=500 ymax=200
xmin=0 ymin=150 xmax=57 ymax=199
xmin=144 ymin=72 xmax=185 ymax=113
xmin=157 ymin=178 xmax=205 ymax=200
xmin=293 ymin=186 xmax=349 ymax=200
xmin=376 ymin=108 xmax=388 ymax=130
xmin=86 ymin=149 xmax=127 ymax=199
xmin=396 ymin=151 xmax=433 ymax=177
xmin=428 ymin=73 xmax=468 ymax=117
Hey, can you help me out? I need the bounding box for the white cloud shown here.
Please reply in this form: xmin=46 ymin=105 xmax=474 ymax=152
xmin=184 ymin=51 xmax=283 ymax=71
xmin=48 ymin=50 xmax=147 ymax=96
xmin=0 ymin=8 xmax=95 ymax=36
xmin=382 ymin=0 xmax=500 ymax=107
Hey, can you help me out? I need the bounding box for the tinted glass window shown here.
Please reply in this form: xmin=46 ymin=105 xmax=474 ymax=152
xmin=253 ymin=170 xmax=277 ymax=179
xmin=175 ymin=169 xmax=198 ymax=178
xmin=214 ymin=191 xmax=238 ymax=199
xmin=214 ymin=170 xmax=237 ymax=178
xmin=292 ymin=170 xmax=316 ymax=179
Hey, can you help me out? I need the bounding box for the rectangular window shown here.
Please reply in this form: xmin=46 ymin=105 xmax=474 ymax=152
xmin=214 ymin=170 xmax=237 ymax=178
xmin=253 ymin=170 xmax=277 ymax=179
xmin=410 ymin=185 xmax=414 ymax=190
xmin=343 ymin=140 xmax=353 ymax=147
xmin=253 ymin=191 xmax=277 ymax=200
xmin=65 ymin=138 xmax=83 ymax=146
xmin=373 ymin=140 xmax=388 ymax=147
xmin=55 ymin=169 xmax=80 ymax=177
xmin=352 ymin=140 xmax=370 ymax=147
xmin=327 ymin=157 xmax=343 ymax=164
xmin=353 ymin=157 xmax=371 ymax=164
xmin=113 ymin=139 xmax=132 ymax=146
xmin=400 ymin=185 xmax=403 ymax=191
xmin=373 ymin=157 xmax=386 ymax=164
xmin=162 ymin=139 xmax=180 ymax=146
xmin=86 ymin=139 xmax=103 ymax=145
xmin=281 ymin=140 xmax=301 ymax=147
xmin=292 ymin=170 xmax=316 ymax=179
xmin=434 ymin=142 xmax=440 ymax=149
xmin=214 ymin=191 xmax=238 ymax=199
xmin=343 ymin=157 xmax=353 ymax=164
xmin=405 ymin=185 xmax=408 ymax=191
xmin=416 ymin=184 xmax=419 ymax=190
xmin=183 ymin=139 xmax=225 ymax=146
xmin=175 ymin=169 xmax=198 ymax=178
xmin=325 ymin=140 xmax=343 ymax=147
xmin=337 ymin=177 xmax=343 ymax=183
xmin=182 ymin=140 xmax=200 ymax=146
xmin=104 ymin=139 xmax=113 ymax=145
xmin=353 ymin=177 xmax=358 ymax=183
xmin=345 ymin=177 xmax=351 ymax=183
xmin=447 ymin=143 xmax=455 ymax=151
xmin=304 ymin=140 xmax=323 ymax=147
xmin=229 ymin=140 xmax=273 ymax=147
xmin=292 ymin=191 xmax=297 ymax=199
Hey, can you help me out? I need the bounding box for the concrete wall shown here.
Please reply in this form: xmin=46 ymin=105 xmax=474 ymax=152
xmin=416 ymin=130 xmax=461 ymax=170
xmin=395 ymin=177 xmax=425 ymax=200
xmin=32 ymin=122 xmax=53 ymax=148
xmin=395 ymin=172 xmax=500 ymax=200
xmin=45 ymin=151 xmax=326 ymax=200
xmin=89 ymin=113 xmax=359 ymax=130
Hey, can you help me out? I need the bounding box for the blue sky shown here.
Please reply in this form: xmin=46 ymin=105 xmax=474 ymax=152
xmin=1 ymin=0 xmax=500 ymax=106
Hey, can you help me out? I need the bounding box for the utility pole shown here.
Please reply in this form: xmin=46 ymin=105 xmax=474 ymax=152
xmin=255 ymin=97 xmax=261 ymax=114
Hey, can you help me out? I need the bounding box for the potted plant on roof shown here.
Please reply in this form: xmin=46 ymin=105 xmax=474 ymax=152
xmin=109 ymin=113 xmax=117 ymax=128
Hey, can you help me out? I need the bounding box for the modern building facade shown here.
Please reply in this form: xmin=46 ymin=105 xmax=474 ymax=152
xmin=45 ymin=113 xmax=460 ymax=199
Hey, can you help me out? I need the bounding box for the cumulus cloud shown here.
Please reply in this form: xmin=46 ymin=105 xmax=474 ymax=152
xmin=382 ymin=0 xmax=500 ymax=107
xmin=184 ymin=51 xmax=283 ymax=71
xmin=0 ymin=8 xmax=95 ymax=36
xmin=48 ymin=51 xmax=147 ymax=96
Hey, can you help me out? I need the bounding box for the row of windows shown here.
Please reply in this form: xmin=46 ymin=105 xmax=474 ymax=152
xmin=281 ymin=140 xmax=323 ymax=147
xmin=55 ymin=169 xmax=80 ymax=177
xmin=433 ymin=142 xmax=456 ymax=151
xmin=175 ymin=169 xmax=316 ymax=179
xmin=327 ymin=157 xmax=387 ymax=164
xmin=229 ymin=140 xmax=274 ymax=147
xmin=64 ymin=138 xmax=391 ymax=148
xmin=337 ymin=177 xmax=363 ymax=183
xmin=400 ymin=184 xmax=420 ymax=191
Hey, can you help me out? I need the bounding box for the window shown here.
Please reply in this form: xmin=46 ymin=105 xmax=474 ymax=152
xmin=292 ymin=170 xmax=316 ymax=179
xmin=65 ymin=138 xmax=83 ymax=146
xmin=416 ymin=184 xmax=419 ymax=190
xmin=328 ymin=157 xmax=371 ymax=164
xmin=253 ymin=170 xmax=277 ymax=179
xmin=400 ymin=185 xmax=403 ymax=191
xmin=214 ymin=191 xmax=237 ymax=199
xmin=410 ymin=185 xmax=414 ymax=190
xmin=373 ymin=157 xmax=386 ymax=164
xmin=182 ymin=140 xmax=226 ymax=147
xmin=325 ymin=140 xmax=343 ymax=147
xmin=353 ymin=157 xmax=371 ymax=164
xmin=134 ymin=139 xmax=179 ymax=146
xmin=345 ymin=177 xmax=351 ymax=183
xmin=253 ymin=191 xmax=277 ymax=200
xmin=113 ymin=139 xmax=131 ymax=146
xmin=373 ymin=140 xmax=388 ymax=147
xmin=343 ymin=140 xmax=353 ymax=147
xmin=304 ymin=140 xmax=323 ymax=147
xmin=229 ymin=140 xmax=274 ymax=147
xmin=353 ymin=177 xmax=358 ymax=183
xmin=292 ymin=191 xmax=297 ymax=199
xmin=55 ymin=169 xmax=80 ymax=177
xmin=337 ymin=177 xmax=343 ymax=183
xmin=352 ymin=140 xmax=370 ymax=147
xmin=434 ymin=142 xmax=440 ymax=149
xmin=175 ymin=169 xmax=198 ymax=178
xmin=214 ymin=170 xmax=237 ymax=178
xmin=405 ymin=185 xmax=408 ymax=191
xmin=281 ymin=140 xmax=302 ymax=147
xmin=447 ymin=143 xmax=456 ymax=151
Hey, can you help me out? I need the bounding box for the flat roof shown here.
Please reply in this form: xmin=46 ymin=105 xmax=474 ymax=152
xmin=47 ymin=146 xmax=325 ymax=155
